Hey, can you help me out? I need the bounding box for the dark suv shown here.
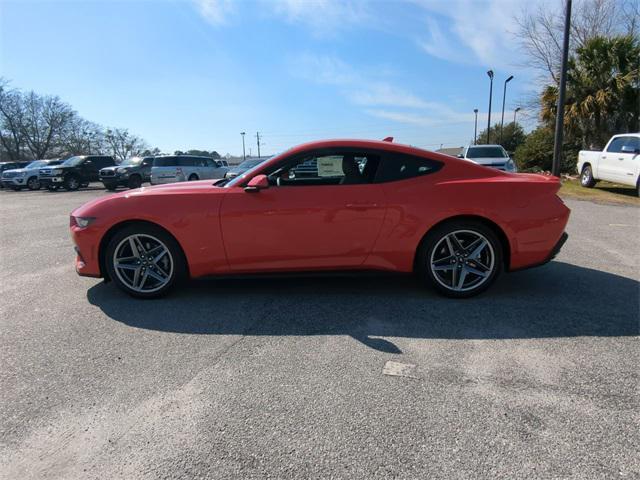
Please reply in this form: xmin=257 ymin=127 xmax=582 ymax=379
xmin=99 ymin=156 xmax=154 ymax=190
xmin=39 ymin=155 xmax=116 ymax=191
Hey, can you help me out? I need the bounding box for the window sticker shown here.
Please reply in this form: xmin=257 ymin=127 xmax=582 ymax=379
xmin=316 ymin=156 xmax=343 ymax=177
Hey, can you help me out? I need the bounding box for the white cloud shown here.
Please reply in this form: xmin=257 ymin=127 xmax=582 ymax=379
xmin=290 ymin=53 xmax=479 ymax=128
xmin=270 ymin=0 xmax=370 ymax=33
xmin=414 ymin=0 xmax=538 ymax=68
xmin=192 ymin=0 xmax=235 ymax=25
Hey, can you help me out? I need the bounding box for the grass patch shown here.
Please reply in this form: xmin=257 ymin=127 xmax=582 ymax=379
xmin=559 ymin=178 xmax=639 ymax=206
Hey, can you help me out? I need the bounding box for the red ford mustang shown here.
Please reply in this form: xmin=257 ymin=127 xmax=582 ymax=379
xmin=70 ymin=139 xmax=570 ymax=298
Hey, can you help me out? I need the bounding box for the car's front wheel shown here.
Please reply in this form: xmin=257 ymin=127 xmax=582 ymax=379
xmin=188 ymin=174 xmax=199 ymax=181
xmin=128 ymin=175 xmax=142 ymax=189
xmin=580 ymin=165 xmax=596 ymax=188
xmin=418 ymin=221 xmax=502 ymax=298
xmin=64 ymin=175 xmax=81 ymax=191
xmin=105 ymin=224 xmax=186 ymax=298
xmin=27 ymin=176 xmax=41 ymax=190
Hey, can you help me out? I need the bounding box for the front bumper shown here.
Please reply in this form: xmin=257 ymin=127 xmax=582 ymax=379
xmin=71 ymin=225 xmax=103 ymax=277
xmin=2 ymin=177 xmax=26 ymax=187
xmin=39 ymin=177 xmax=64 ymax=186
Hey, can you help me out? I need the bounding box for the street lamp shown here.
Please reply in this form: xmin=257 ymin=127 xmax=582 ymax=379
xmin=513 ymin=107 xmax=521 ymax=125
xmin=486 ymin=70 xmax=494 ymax=144
xmin=240 ymin=132 xmax=246 ymax=161
xmin=500 ymin=75 xmax=514 ymax=145
xmin=473 ymin=109 xmax=479 ymax=145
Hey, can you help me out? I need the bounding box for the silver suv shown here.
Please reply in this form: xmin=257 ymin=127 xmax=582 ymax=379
xmin=458 ymin=145 xmax=517 ymax=172
xmin=150 ymin=155 xmax=228 ymax=185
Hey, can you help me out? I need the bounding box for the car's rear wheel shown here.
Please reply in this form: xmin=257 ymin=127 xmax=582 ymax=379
xmin=105 ymin=224 xmax=186 ymax=298
xmin=128 ymin=175 xmax=142 ymax=189
xmin=580 ymin=165 xmax=596 ymax=188
xmin=418 ymin=221 xmax=502 ymax=298
xmin=27 ymin=176 xmax=41 ymax=190
xmin=188 ymin=174 xmax=199 ymax=181
xmin=64 ymin=175 xmax=80 ymax=191
xmin=104 ymin=183 xmax=117 ymax=191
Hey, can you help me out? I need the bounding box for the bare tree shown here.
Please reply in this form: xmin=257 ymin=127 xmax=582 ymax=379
xmin=104 ymin=128 xmax=147 ymax=162
xmin=61 ymin=117 xmax=104 ymax=156
xmin=20 ymin=91 xmax=74 ymax=159
xmin=515 ymin=0 xmax=639 ymax=83
xmin=0 ymin=80 xmax=27 ymax=161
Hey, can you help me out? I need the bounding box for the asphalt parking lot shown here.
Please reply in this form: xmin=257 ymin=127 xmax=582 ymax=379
xmin=1 ymin=185 xmax=638 ymax=479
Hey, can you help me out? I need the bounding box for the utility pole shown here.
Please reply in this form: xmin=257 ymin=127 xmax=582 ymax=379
xmin=552 ymin=0 xmax=572 ymax=177
xmin=473 ymin=109 xmax=478 ymax=145
xmin=256 ymin=132 xmax=261 ymax=158
xmin=240 ymin=132 xmax=246 ymax=161
xmin=500 ymin=75 xmax=514 ymax=145
xmin=513 ymin=107 xmax=521 ymax=125
xmin=486 ymin=70 xmax=494 ymax=144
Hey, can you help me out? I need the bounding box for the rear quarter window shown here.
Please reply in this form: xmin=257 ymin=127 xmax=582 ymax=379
xmin=374 ymin=153 xmax=443 ymax=183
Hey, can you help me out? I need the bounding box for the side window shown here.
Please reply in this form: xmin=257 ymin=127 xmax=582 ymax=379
xmin=624 ymin=137 xmax=640 ymax=152
xmin=268 ymin=151 xmax=380 ymax=187
xmin=142 ymin=158 xmax=153 ymax=167
xmin=205 ymin=159 xmax=215 ymax=167
xmin=607 ymin=137 xmax=627 ymax=153
xmin=375 ymin=154 xmax=443 ymax=183
xmin=178 ymin=157 xmax=196 ymax=167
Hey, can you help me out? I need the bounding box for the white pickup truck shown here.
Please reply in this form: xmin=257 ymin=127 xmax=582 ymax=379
xmin=577 ymin=133 xmax=640 ymax=195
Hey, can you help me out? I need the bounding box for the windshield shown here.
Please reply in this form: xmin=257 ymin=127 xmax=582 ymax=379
xmin=466 ymin=147 xmax=507 ymax=159
xmin=26 ymin=160 xmax=47 ymax=169
xmin=225 ymin=155 xmax=281 ymax=188
xmin=61 ymin=156 xmax=85 ymax=167
xmin=233 ymin=159 xmax=262 ymax=170
xmin=120 ymin=156 xmax=144 ymax=166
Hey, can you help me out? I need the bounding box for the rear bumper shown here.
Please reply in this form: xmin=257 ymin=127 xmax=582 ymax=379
xmin=511 ymin=232 xmax=568 ymax=272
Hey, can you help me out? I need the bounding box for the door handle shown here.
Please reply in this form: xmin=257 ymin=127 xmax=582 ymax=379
xmin=618 ymin=157 xmax=624 ymax=161
xmin=601 ymin=155 xmax=607 ymax=159
xmin=345 ymin=203 xmax=378 ymax=210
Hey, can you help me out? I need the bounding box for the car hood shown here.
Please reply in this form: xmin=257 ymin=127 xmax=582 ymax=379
xmin=467 ymin=157 xmax=510 ymax=165
xmin=2 ymin=168 xmax=27 ymax=175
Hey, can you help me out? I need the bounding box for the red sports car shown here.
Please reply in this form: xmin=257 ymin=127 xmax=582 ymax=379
xmin=70 ymin=139 xmax=569 ymax=298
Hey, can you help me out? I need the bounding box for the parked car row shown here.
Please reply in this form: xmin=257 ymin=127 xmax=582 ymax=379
xmin=1 ymin=154 xmax=232 ymax=192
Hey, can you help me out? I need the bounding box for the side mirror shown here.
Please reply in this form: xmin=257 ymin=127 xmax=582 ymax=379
xmin=244 ymin=174 xmax=269 ymax=192
xmin=457 ymin=154 xmax=464 ymax=158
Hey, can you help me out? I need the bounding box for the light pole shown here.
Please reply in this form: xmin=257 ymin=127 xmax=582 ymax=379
xmin=513 ymin=107 xmax=521 ymax=126
xmin=486 ymin=70 xmax=494 ymax=144
xmin=240 ymin=132 xmax=246 ymax=161
xmin=473 ymin=109 xmax=478 ymax=145
xmin=552 ymin=0 xmax=572 ymax=177
xmin=500 ymin=75 xmax=514 ymax=145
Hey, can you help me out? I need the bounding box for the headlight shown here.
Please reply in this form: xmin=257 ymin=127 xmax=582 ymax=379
xmin=505 ymin=159 xmax=517 ymax=172
xmin=16 ymin=171 xmax=26 ymax=177
xmin=52 ymin=169 xmax=63 ymax=174
xmin=117 ymin=167 xmax=129 ymax=174
xmin=70 ymin=216 xmax=95 ymax=228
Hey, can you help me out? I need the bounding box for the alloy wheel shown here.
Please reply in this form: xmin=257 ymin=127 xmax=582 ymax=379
xmin=429 ymin=230 xmax=495 ymax=292
xmin=112 ymin=234 xmax=174 ymax=293
xmin=28 ymin=177 xmax=40 ymax=190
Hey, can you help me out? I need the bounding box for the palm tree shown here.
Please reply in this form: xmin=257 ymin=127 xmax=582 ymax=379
xmin=540 ymin=35 xmax=639 ymax=149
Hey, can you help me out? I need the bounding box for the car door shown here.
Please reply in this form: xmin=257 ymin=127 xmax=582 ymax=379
xmin=617 ymin=137 xmax=640 ymax=186
xmin=141 ymin=157 xmax=153 ymax=181
xmin=219 ymin=150 xmax=387 ymax=272
xmin=599 ymin=137 xmax=626 ymax=182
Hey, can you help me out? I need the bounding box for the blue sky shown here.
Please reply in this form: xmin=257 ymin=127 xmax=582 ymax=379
xmin=1 ymin=0 xmax=542 ymax=156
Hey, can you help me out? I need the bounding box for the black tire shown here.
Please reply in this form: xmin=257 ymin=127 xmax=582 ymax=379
xmin=104 ymin=183 xmax=118 ymax=191
xmin=127 ymin=175 xmax=142 ymax=189
xmin=417 ymin=220 xmax=503 ymax=298
xmin=11 ymin=186 xmax=22 ymax=191
xmin=64 ymin=175 xmax=81 ymax=191
xmin=188 ymin=174 xmax=199 ymax=181
xmin=47 ymin=185 xmax=59 ymax=191
xmin=27 ymin=176 xmax=41 ymax=190
xmin=580 ymin=164 xmax=597 ymax=188
xmin=104 ymin=223 xmax=187 ymax=299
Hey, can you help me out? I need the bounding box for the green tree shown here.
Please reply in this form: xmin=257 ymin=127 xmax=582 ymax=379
xmin=514 ymin=127 xmax=580 ymax=173
xmin=476 ymin=122 xmax=526 ymax=154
